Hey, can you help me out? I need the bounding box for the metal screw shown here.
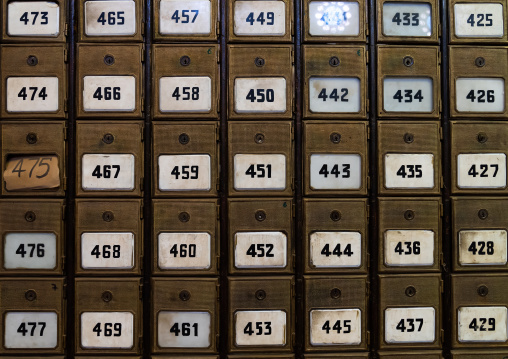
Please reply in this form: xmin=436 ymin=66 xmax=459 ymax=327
xmin=179 ymin=290 xmax=191 ymax=301
xmin=104 ymin=55 xmax=115 ymax=66
xmin=477 ymin=285 xmax=489 ymax=297
xmin=329 ymin=56 xmax=340 ymax=67
xmin=403 ymin=56 xmax=414 ymax=67
xmin=255 ymin=289 xmax=266 ymax=300
xmin=405 ymin=286 xmax=416 ymax=297
xmin=330 ymin=133 xmax=341 ymax=144
xmin=475 ymin=57 xmax=486 ymax=67
xmin=180 ymin=55 xmax=191 ymax=66
xmin=102 ymin=211 xmax=114 ymax=222
xmin=478 ymin=209 xmax=488 ymax=220
xmin=255 ymin=210 xmax=266 ymax=222
xmin=25 ymin=290 xmax=37 ymax=301
xmin=26 ymin=133 xmax=38 ymax=144
xmin=330 ymin=288 xmax=341 ymax=299
xmin=330 ymin=210 xmax=341 ymax=221
xmin=27 ymin=55 xmax=38 ymax=66
xmin=255 ymin=57 xmax=265 ymax=67
xmin=179 ymin=212 xmax=190 ymax=222
xmin=102 ymin=133 xmax=114 ymax=144
xmin=179 ymin=133 xmax=190 ymax=145
xmin=404 ymin=133 xmax=414 ymax=144
xmin=254 ymin=133 xmax=265 ymax=144
xmin=101 ymin=291 xmax=113 ymax=302
xmin=477 ymin=132 xmax=488 ymax=143
xmin=25 ymin=211 xmax=36 ymax=222
xmin=404 ymin=210 xmax=415 ymax=221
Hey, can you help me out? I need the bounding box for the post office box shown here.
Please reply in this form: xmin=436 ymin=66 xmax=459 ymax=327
xmin=0 ymin=278 xmax=65 ymax=354
xmin=449 ymin=47 xmax=508 ymax=118
xmin=152 ymin=278 xmax=219 ymax=354
xmin=450 ymin=122 xmax=508 ymax=194
xmin=0 ymin=199 xmax=64 ymax=276
xmin=377 ymin=0 xmax=440 ymax=43
xmin=230 ymin=356 xmax=294 ymax=359
xmin=75 ymin=199 xmax=143 ymax=276
xmin=449 ymin=0 xmax=508 ymax=43
xmin=78 ymin=0 xmax=143 ymax=42
xmin=452 ymin=198 xmax=508 ymax=272
xmin=451 ymin=349 xmax=508 ymax=358
xmin=378 ymin=351 xmax=443 ymax=358
xmin=378 ymin=122 xmax=441 ymax=195
xmin=152 ymin=45 xmax=219 ymax=119
xmin=451 ymin=274 xmax=508 ymax=348
xmin=153 ymin=0 xmax=218 ymax=42
xmin=76 ymin=121 xmax=144 ymax=197
xmin=303 ymin=45 xmax=368 ymax=119
xmin=305 ymin=354 xmax=369 ymax=359
xmin=378 ymin=197 xmax=442 ymax=273
xmin=228 ymin=276 xmax=294 ymax=353
xmin=0 ymin=44 xmax=67 ymax=119
xmin=75 ymin=278 xmax=142 ymax=354
xmin=153 ymin=122 xmax=218 ymax=197
xmin=228 ymin=199 xmax=293 ymax=275
xmin=153 ymin=199 xmax=219 ymax=276
xmin=228 ymin=45 xmax=294 ymax=120
xmin=229 ymin=122 xmax=293 ymax=197
xmin=378 ymin=274 xmax=442 ymax=349
xmin=303 ymin=198 xmax=368 ymax=274
xmin=1 ymin=0 xmax=67 ymax=42
xmin=76 ymin=43 xmax=143 ymax=118
xmin=304 ymin=275 xmax=368 ymax=351
xmin=377 ymin=46 xmax=441 ymax=118
xmin=303 ymin=0 xmax=367 ymax=42
xmin=303 ymin=122 xmax=369 ymax=196
xmin=1 ymin=121 xmax=66 ymax=197
xmin=228 ymin=0 xmax=293 ymax=42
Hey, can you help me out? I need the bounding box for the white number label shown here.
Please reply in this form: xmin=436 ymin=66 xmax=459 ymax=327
xmin=159 ymin=76 xmax=211 ymax=112
xmin=234 ymin=1 xmax=286 ymax=36
xmin=158 ymin=155 xmax=211 ymax=191
xmin=81 ymin=232 xmax=134 ymax=269
xmin=83 ymin=76 xmax=135 ymax=111
xmin=8 ymin=1 xmax=59 ymax=36
xmin=158 ymin=232 xmax=211 ymax=269
xmin=4 ymin=312 xmax=58 ymax=348
xmin=384 ymin=230 xmax=434 ymax=266
xmin=385 ymin=154 xmax=434 ymax=189
xmin=7 ymin=77 xmax=59 ymax=113
xmin=85 ymin=0 xmax=136 ymax=36
xmin=310 ymin=154 xmax=362 ymax=190
xmin=4 ymin=233 xmax=56 ymax=269
xmin=234 ymin=231 xmax=287 ymax=269
xmin=382 ymin=2 xmax=432 ymax=37
xmin=81 ymin=312 xmax=133 ymax=349
xmin=234 ymin=154 xmax=286 ymax=190
xmin=309 ymin=77 xmax=361 ymax=113
xmin=458 ymin=230 xmax=508 ymax=265
xmin=308 ymin=1 xmax=360 ymax=36
xmin=160 ymin=0 xmax=211 ymax=35
xmin=235 ymin=310 xmax=286 ymax=346
xmin=383 ymin=78 xmax=433 ymax=112
xmin=385 ymin=307 xmax=435 ymax=343
xmin=454 ymin=4 xmax=504 ymax=38
xmin=310 ymin=309 xmax=361 ymax=345
xmin=458 ymin=306 xmax=508 ymax=342
xmin=158 ymin=311 xmax=211 ymax=348
xmin=234 ymin=77 xmax=286 ymax=113
xmin=455 ymin=78 xmax=505 ymax=113
xmin=310 ymin=232 xmax=362 ymax=268
xmin=457 ymin=153 xmax=507 ymax=189
xmin=82 ymin=154 xmax=135 ymax=191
